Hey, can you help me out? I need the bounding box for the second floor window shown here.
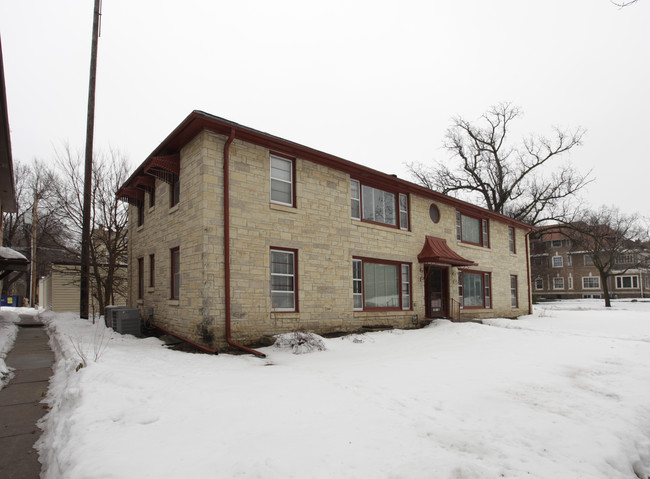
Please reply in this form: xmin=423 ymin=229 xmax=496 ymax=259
xmin=508 ymin=227 xmax=516 ymax=253
xmin=552 ymin=256 xmax=563 ymax=268
xmin=270 ymin=155 xmax=294 ymax=206
xmin=170 ymin=174 xmax=180 ymax=207
xmin=456 ymin=211 xmax=489 ymax=247
xmin=350 ymin=180 xmax=408 ymax=230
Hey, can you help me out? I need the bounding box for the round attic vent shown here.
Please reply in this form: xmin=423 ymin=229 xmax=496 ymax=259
xmin=429 ymin=204 xmax=440 ymax=223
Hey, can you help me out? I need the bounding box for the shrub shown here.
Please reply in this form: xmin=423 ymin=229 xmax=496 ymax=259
xmin=274 ymin=332 xmax=326 ymax=354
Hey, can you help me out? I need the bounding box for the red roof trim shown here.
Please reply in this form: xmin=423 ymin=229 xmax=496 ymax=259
xmin=117 ymin=187 xmax=144 ymax=206
xmin=119 ymin=111 xmax=533 ymax=231
xmin=417 ymin=236 xmax=477 ymax=267
xmin=133 ymin=175 xmax=155 ymax=191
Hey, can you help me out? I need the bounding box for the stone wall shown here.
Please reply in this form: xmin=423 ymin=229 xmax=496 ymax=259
xmin=128 ymin=130 xmax=531 ymax=350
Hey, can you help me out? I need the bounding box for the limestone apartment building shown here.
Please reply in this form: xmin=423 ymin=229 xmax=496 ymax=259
xmin=118 ymin=111 xmax=533 ymax=354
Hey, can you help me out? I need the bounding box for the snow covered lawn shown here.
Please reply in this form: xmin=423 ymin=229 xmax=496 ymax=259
xmin=20 ymin=301 xmax=650 ymax=478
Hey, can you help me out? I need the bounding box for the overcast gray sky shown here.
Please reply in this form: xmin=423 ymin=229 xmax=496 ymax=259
xmin=1 ymin=0 xmax=648 ymax=215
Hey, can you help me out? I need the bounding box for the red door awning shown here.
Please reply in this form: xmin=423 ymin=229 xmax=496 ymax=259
xmin=417 ymin=236 xmax=477 ymax=267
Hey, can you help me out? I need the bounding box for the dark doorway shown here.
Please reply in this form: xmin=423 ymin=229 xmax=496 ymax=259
xmin=425 ymin=266 xmax=448 ymax=318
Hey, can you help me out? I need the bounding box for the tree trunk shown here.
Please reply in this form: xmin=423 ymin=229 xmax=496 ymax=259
xmin=600 ymin=271 xmax=612 ymax=307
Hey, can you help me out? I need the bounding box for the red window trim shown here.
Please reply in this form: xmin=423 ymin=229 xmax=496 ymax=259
xmin=353 ymin=256 xmax=413 ymax=312
xmin=137 ymin=203 xmax=144 ymax=227
xmin=170 ymin=247 xmax=180 ymax=299
xmin=509 ymin=227 xmax=516 ymax=254
xmin=149 ymin=254 xmax=155 ymax=288
xmin=510 ymin=274 xmax=518 ymax=308
xmin=137 ymin=257 xmax=144 ymax=299
xmin=270 ymin=153 xmax=297 ymax=209
xmin=351 ymin=178 xmax=410 ymax=231
xmin=459 ymin=269 xmax=492 ymax=310
xmin=456 ymin=211 xmax=490 ymax=248
xmin=270 ymin=246 xmax=299 ymax=313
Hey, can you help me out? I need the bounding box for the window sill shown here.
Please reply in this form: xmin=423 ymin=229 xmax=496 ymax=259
xmin=148 ymin=206 xmax=155 ymax=213
xmin=167 ymin=299 xmax=179 ymax=306
xmin=456 ymin=241 xmax=488 ymax=251
xmin=352 ymin=219 xmax=411 ymax=235
xmin=137 ymin=299 xmax=144 ymax=305
xmin=270 ymin=203 xmax=299 ymax=214
xmin=147 ymin=287 xmax=154 ymax=293
xmin=169 ymin=205 xmax=179 ymax=215
xmin=136 ymin=224 xmax=144 ymax=232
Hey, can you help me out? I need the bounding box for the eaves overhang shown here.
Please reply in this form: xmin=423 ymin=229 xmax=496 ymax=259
xmin=0 ymin=36 xmax=17 ymax=214
xmin=118 ymin=110 xmax=534 ymax=231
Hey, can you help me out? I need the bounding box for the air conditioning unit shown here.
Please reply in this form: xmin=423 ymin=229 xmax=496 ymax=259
xmin=104 ymin=305 xmax=128 ymax=329
xmin=113 ymin=308 xmax=142 ymax=338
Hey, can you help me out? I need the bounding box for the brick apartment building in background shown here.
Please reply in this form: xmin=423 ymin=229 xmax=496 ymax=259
xmin=530 ymin=232 xmax=650 ymax=300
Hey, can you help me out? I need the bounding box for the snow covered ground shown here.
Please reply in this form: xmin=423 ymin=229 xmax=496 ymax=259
xmin=2 ymin=300 xmax=650 ymax=478
xmin=0 ymin=307 xmax=20 ymax=388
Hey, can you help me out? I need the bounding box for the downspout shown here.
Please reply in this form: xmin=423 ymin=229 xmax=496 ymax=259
xmin=223 ymin=128 xmax=266 ymax=358
xmin=525 ymin=230 xmax=533 ymax=315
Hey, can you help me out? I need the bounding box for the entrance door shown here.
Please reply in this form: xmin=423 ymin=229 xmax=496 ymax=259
xmin=425 ymin=266 xmax=448 ymax=318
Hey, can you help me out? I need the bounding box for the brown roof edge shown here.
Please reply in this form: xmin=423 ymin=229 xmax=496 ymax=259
xmin=119 ymin=110 xmax=534 ymax=231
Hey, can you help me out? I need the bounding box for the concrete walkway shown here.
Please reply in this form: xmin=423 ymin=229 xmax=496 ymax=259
xmin=0 ymin=314 xmax=54 ymax=479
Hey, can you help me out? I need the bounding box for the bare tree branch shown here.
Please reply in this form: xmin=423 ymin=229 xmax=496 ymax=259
xmin=406 ymin=102 xmax=590 ymax=225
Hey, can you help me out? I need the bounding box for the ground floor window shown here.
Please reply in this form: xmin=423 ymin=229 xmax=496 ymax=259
xmin=353 ymin=257 xmax=411 ymax=310
xmin=137 ymin=257 xmax=144 ymax=299
xmin=510 ymin=275 xmax=518 ymax=308
xmin=170 ymin=247 xmax=180 ymax=299
xmin=271 ymin=248 xmax=297 ymax=312
xmin=553 ymin=277 xmax=564 ymax=290
xmin=459 ymin=270 xmax=491 ymax=309
xmin=535 ymin=278 xmax=543 ymax=290
xmin=615 ymin=275 xmax=639 ymax=289
xmin=582 ymin=276 xmax=600 ymax=289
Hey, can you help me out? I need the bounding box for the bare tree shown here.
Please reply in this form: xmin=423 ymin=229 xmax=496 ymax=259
xmin=555 ymin=206 xmax=647 ymax=307
xmin=1 ymin=160 xmax=70 ymax=297
xmin=51 ymin=146 xmax=130 ymax=313
xmin=407 ymin=102 xmax=590 ymax=225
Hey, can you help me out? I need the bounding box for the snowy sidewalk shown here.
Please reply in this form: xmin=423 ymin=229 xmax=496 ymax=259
xmin=0 ymin=315 xmax=54 ymax=478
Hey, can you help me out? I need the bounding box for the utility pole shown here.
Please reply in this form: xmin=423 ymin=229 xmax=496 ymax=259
xmin=80 ymin=0 xmax=102 ymax=319
xmin=30 ymin=188 xmax=38 ymax=307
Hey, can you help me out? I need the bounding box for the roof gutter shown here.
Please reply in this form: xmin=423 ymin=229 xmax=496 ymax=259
xmin=525 ymin=230 xmax=533 ymax=315
xmin=223 ymin=128 xmax=266 ymax=358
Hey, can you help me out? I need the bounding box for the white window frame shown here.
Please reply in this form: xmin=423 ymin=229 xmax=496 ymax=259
xmin=270 ymin=249 xmax=297 ymax=312
xmin=458 ymin=270 xmax=491 ymax=309
xmin=352 ymin=259 xmax=363 ymax=310
xmin=401 ymin=264 xmax=411 ymax=310
xmin=510 ymin=275 xmax=518 ymax=308
xmin=582 ymin=276 xmax=601 ymax=289
xmin=508 ymin=227 xmax=516 ymax=254
xmin=456 ymin=211 xmax=489 ymax=248
xmin=552 ymin=255 xmax=563 ymax=268
xmin=553 ymin=277 xmax=564 ymax=290
xmin=399 ymin=194 xmax=409 ymax=231
xmin=615 ymin=275 xmax=639 ymax=289
xmin=350 ymin=180 xmax=361 ymax=220
xmin=535 ymin=278 xmax=544 ymax=290
xmin=584 ymin=255 xmax=594 ymax=266
xmin=270 ymin=155 xmax=294 ymax=207
xmin=353 ymin=257 xmax=411 ymax=311
xmin=616 ymin=254 xmax=635 ymax=265
xmin=568 ymin=276 xmax=574 ymax=290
